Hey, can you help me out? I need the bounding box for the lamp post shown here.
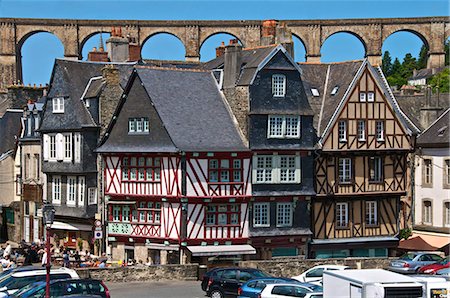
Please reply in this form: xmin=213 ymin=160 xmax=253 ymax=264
xmin=43 ymin=204 xmax=55 ymax=298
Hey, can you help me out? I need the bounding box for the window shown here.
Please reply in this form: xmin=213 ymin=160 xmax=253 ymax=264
xmin=268 ymin=115 xmax=300 ymax=138
xmin=67 ymin=176 xmax=76 ymax=206
xmin=52 ymin=97 xmax=64 ymax=113
xmin=338 ymin=158 xmax=352 ymax=183
xmin=253 ymin=203 xmax=270 ymax=227
xmin=357 ymin=120 xmax=366 ymax=141
xmin=444 ymin=202 xmax=450 ymax=227
xmin=44 ymin=133 xmax=77 ymax=162
xmin=331 ymin=86 xmax=339 ymax=96
xmin=376 ymin=121 xmax=384 ymax=141
xmin=34 ymin=114 xmax=40 ymax=133
xmin=338 ymin=120 xmax=347 ymax=142
xmin=64 ymin=134 xmax=72 ymax=161
xmin=78 ymin=176 xmax=85 ymax=206
xmin=50 ymin=135 xmax=56 ymax=159
xmin=128 ymin=118 xmax=149 ymax=134
xmin=276 ymin=203 xmax=292 ymax=227
xmin=359 ymin=92 xmax=366 ymax=102
xmin=369 ymin=157 xmax=383 ymax=182
xmin=444 ymin=160 xmax=450 ymax=187
xmin=205 ymin=204 xmax=239 ymax=226
xmin=52 ymin=176 xmax=61 ymax=204
xmin=272 ymin=74 xmax=286 ymax=97
xmin=113 ymin=206 xmax=120 ymax=221
xmin=27 ymin=116 xmax=32 ymax=136
xmin=367 ymin=92 xmax=375 ymax=102
xmin=253 ymin=155 xmax=300 ymax=184
xmin=88 ymin=187 xmax=97 ymax=205
xmin=336 ymin=202 xmax=348 ymax=228
xmin=423 ymin=159 xmax=433 ymax=186
xmin=366 ymin=201 xmax=377 ymax=225
xmin=121 ymin=156 xmax=161 ymax=182
xmin=311 ymin=88 xmax=320 ymax=97
xmin=208 ymin=159 xmax=242 ymax=183
xmin=122 ymin=206 xmax=130 ymax=222
xmin=423 ymin=200 xmax=432 ymax=224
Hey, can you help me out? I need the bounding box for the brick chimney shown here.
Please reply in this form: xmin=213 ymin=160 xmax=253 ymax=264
xmin=216 ymin=41 xmax=226 ymax=58
xmin=88 ymin=47 xmax=109 ymax=62
xmin=106 ymin=27 xmax=129 ymax=62
xmin=223 ymin=39 xmax=242 ymax=89
xmin=99 ymin=65 xmax=123 ymax=137
xmin=127 ymin=35 xmax=141 ymax=62
xmin=261 ymin=20 xmax=277 ymax=45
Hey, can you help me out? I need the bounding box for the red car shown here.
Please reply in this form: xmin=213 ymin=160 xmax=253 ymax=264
xmin=418 ymin=257 xmax=450 ymax=274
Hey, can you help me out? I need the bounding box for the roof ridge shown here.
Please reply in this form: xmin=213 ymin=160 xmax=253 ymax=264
xmin=298 ymin=59 xmax=364 ymax=65
xmin=135 ymin=65 xmax=210 ymax=73
xmin=243 ymin=44 xmax=277 ymax=51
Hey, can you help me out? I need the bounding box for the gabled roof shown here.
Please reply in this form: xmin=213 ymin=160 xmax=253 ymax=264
xmin=40 ymin=59 xmax=135 ymax=131
xmin=136 ymin=67 xmax=247 ymax=152
xmin=0 ymin=109 xmax=22 ymax=154
xmin=417 ymin=108 xmax=450 ymax=147
xmin=408 ymin=66 xmax=447 ymax=81
xmin=98 ymin=66 xmax=248 ymax=153
xmin=81 ymin=76 xmax=104 ymax=99
xmin=300 ymin=59 xmax=419 ymax=144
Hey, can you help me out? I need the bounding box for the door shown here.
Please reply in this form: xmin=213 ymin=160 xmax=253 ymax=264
xmin=24 ymin=216 xmax=30 ymax=243
xmin=221 ymin=269 xmax=239 ymax=295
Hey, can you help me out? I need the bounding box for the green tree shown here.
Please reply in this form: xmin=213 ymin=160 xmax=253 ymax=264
xmin=391 ymin=57 xmax=402 ymax=75
xmin=382 ymin=51 xmax=393 ymax=76
xmin=400 ymin=53 xmax=417 ymax=80
xmin=429 ymin=68 xmax=449 ymax=93
xmin=417 ymin=45 xmax=428 ymax=69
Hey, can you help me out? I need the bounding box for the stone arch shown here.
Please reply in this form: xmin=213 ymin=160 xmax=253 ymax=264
xmin=199 ymin=30 xmax=245 ymax=50
xmin=382 ymin=28 xmax=430 ymax=52
xmin=199 ymin=32 xmax=244 ymax=61
xmin=321 ymin=30 xmax=368 ymax=55
xmin=291 ymin=33 xmax=308 ymax=61
xmin=78 ymin=30 xmax=110 ymax=59
xmin=140 ymin=32 xmax=186 ymax=60
xmin=140 ymin=27 xmax=187 ymax=49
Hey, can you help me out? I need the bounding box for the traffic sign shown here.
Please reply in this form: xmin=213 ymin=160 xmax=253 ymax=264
xmin=94 ymin=230 xmax=103 ymax=239
xmin=94 ymin=220 xmax=102 ymax=227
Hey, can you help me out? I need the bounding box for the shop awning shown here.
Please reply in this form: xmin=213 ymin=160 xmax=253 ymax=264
xmin=398 ymin=233 xmax=450 ymax=251
xmin=51 ymin=221 xmax=92 ymax=231
xmin=186 ymin=244 xmax=256 ymax=256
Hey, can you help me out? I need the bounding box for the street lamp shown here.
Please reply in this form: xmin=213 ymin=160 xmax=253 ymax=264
xmin=43 ymin=204 xmax=55 ymax=298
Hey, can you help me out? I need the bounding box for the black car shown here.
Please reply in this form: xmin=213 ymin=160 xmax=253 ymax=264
xmin=201 ymin=267 xmax=271 ymax=298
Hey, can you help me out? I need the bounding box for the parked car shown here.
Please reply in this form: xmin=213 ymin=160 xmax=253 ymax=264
xmin=259 ymin=283 xmax=323 ymax=298
xmin=9 ymin=278 xmax=110 ymax=298
xmin=418 ymin=257 xmax=450 ymax=274
xmin=388 ymin=252 xmax=443 ymax=274
xmin=201 ymin=267 xmax=271 ymax=298
xmin=237 ymin=278 xmax=321 ymax=298
xmin=291 ymin=265 xmax=349 ymax=285
xmin=436 ymin=267 xmax=450 ymax=276
xmin=0 ymin=267 xmax=79 ymax=296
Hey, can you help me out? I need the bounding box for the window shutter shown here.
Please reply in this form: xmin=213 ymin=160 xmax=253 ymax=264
xmin=296 ymin=156 xmax=301 ymax=183
xmin=43 ymin=134 xmax=49 ymax=160
xmin=74 ymin=133 xmax=81 ymax=163
xmin=56 ymin=133 xmax=63 ymax=161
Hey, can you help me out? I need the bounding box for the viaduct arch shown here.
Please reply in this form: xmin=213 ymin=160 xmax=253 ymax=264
xmin=0 ymin=16 xmax=448 ymax=90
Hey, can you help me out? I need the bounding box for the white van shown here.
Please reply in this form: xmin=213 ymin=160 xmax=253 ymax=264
xmin=413 ymin=276 xmax=450 ymax=298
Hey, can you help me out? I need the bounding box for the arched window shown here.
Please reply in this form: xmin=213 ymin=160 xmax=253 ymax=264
xmin=422 ymin=200 xmax=432 ymax=225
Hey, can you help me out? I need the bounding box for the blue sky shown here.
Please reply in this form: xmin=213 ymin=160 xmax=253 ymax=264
xmin=0 ymin=0 xmax=448 ymax=85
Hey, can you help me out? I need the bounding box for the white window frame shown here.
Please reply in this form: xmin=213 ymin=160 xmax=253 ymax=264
xmin=423 ymin=200 xmax=432 ymax=225
xmin=369 ymin=156 xmax=383 ymax=182
xmin=357 ymin=120 xmax=366 ymax=141
xmin=67 ymin=176 xmax=76 ymax=206
xmin=444 ymin=202 xmax=450 ymax=227
xmin=27 ymin=117 xmax=32 ymax=136
xmin=52 ymin=97 xmax=64 ymax=113
xmin=338 ymin=120 xmax=347 ymax=142
xmin=339 ymin=158 xmax=352 ymax=184
xmin=367 ymin=92 xmax=375 ymax=102
xmin=276 ymin=202 xmax=292 ymax=227
xmin=88 ymin=187 xmax=97 ymax=205
xmin=74 ymin=133 xmax=81 ymax=163
xmin=272 ymin=74 xmax=286 ymax=97
xmin=52 ymin=176 xmax=61 ymax=204
xmin=64 ymin=133 xmax=72 ymax=161
xmin=279 ymin=156 xmax=298 ymax=183
xmin=423 ymin=159 xmax=433 ymax=186
xmin=359 ymin=92 xmax=366 ymax=102
xmin=78 ymin=176 xmax=85 ymax=207
xmin=268 ymin=115 xmax=301 ymax=139
xmin=49 ymin=135 xmax=56 ymax=160
xmin=128 ymin=117 xmax=149 ymax=134
xmin=366 ymin=201 xmax=377 ymax=225
xmin=336 ymin=202 xmax=348 ymax=228
xmin=444 ymin=159 xmax=450 ymax=187
xmin=253 ymin=203 xmax=270 ymax=227
xmin=376 ymin=121 xmax=384 ymax=142
xmin=253 ymin=155 xmax=301 ymax=184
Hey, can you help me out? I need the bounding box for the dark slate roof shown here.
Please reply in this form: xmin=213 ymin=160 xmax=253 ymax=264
xmin=408 ymin=67 xmax=447 ymax=81
xmin=83 ymin=77 xmax=104 ymax=99
xmin=203 ymin=45 xmax=277 ymax=86
xmin=142 ymin=59 xmax=202 ymax=69
xmin=137 ymin=67 xmax=247 ymax=152
xmin=40 ymin=59 xmax=135 ymax=131
xmin=299 ymin=61 xmax=363 ymax=135
xmin=417 ymin=108 xmax=450 ymax=147
xmin=0 ymin=110 xmax=22 ymax=154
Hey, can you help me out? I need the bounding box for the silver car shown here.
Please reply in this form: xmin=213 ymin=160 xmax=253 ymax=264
xmin=388 ymin=252 xmax=443 ymax=274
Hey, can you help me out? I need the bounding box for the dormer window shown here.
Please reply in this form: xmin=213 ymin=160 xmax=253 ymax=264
xmin=268 ymin=115 xmax=301 ymax=138
xmin=52 ymin=97 xmax=64 ymax=113
xmin=128 ymin=117 xmax=149 ymax=134
xmin=331 ymin=86 xmax=339 ymax=96
xmin=311 ymin=88 xmax=320 ymax=97
xmin=272 ymin=74 xmax=286 ymax=97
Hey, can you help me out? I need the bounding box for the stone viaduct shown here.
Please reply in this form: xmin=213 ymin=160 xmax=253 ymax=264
xmin=0 ymin=16 xmax=448 ymax=90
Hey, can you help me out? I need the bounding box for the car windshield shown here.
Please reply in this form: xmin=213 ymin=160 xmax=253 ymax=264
xmin=252 ymin=270 xmax=271 ymax=278
xmin=308 ymin=285 xmax=323 ymax=292
xmin=399 ymin=253 xmax=417 ymax=260
xmin=11 ymin=282 xmax=41 ymax=296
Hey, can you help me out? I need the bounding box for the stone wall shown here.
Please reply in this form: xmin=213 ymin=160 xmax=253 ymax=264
xmin=239 ymin=257 xmax=395 ymax=277
xmin=76 ymin=264 xmax=199 ymax=282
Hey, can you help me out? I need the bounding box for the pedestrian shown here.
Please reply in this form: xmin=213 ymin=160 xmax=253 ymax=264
xmin=63 ymin=249 xmax=70 ymax=268
xmin=3 ymin=242 xmax=11 ymax=258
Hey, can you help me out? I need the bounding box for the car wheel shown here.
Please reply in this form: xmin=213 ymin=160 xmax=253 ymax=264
xmin=210 ymin=289 xmax=224 ymax=298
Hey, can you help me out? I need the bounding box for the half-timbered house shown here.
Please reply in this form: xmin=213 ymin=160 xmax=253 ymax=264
xmin=205 ymin=43 xmax=316 ymax=258
xmin=97 ymin=66 xmax=252 ymax=264
xmin=300 ymin=60 xmax=419 ymax=258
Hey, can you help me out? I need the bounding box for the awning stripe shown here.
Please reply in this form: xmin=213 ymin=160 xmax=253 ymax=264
xmin=187 ymin=244 xmax=256 ymax=256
